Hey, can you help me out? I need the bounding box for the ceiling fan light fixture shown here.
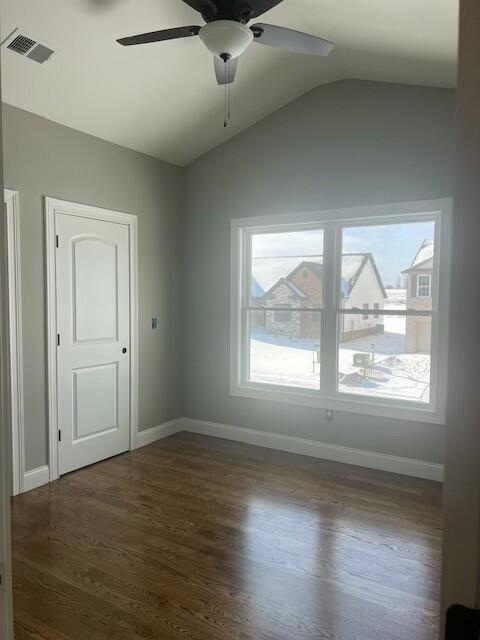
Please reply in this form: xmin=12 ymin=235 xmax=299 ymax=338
xmin=199 ymin=20 xmax=253 ymax=58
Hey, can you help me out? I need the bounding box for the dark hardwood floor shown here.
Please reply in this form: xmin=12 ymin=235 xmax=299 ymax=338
xmin=12 ymin=432 xmax=442 ymax=640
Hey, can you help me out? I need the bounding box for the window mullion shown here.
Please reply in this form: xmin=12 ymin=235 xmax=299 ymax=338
xmin=320 ymin=223 xmax=338 ymax=395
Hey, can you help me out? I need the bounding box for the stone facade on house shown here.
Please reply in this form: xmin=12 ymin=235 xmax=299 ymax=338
xmin=265 ymin=279 xmax=305 ymax=337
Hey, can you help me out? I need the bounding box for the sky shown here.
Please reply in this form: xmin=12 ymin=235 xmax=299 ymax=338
xmin=252 ymin=221 xmax=435 ymax=287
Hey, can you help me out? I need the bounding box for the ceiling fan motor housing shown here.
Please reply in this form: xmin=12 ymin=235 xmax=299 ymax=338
xmin=199 ymin=20 xmax=253 ymax=58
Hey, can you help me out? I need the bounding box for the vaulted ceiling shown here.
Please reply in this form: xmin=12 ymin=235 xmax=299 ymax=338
xmin=0 ymin=0 xmax=458 ymax=165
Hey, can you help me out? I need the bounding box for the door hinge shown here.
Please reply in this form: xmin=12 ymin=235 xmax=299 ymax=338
xmin=56 ymin=234 xmax=59 ymax=248
xmin=58 ymin=429 xmax=62 ymax=442
xmin=57 ymin=333 xmax=60 ymax=346
xmin=0 ymin=562 xmax=4 ymax=589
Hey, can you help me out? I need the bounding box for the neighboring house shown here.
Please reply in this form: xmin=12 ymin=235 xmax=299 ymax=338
xmin=262 ymin=255 xmax=386 ymax=340
xmin=339 ymin=254 xmax=387 ymax=341
xmin=402 ymin=239 xmax=433 ymax=353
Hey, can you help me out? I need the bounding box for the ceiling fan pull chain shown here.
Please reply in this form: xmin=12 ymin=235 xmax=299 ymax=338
xmin=223 ymin=66 xmax=228 ymax=127
xmin=227 ymin=60 xmax=231 ymax=121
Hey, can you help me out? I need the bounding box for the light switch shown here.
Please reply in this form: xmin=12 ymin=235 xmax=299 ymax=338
xmin=152 ymin=318 xmax=157 ymax=329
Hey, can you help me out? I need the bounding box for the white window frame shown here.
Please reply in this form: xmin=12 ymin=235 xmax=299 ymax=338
xmin=417 ymin=273 xmax=432 ymax=298
xmin=230 ymin=199 xmax=451 ymax=425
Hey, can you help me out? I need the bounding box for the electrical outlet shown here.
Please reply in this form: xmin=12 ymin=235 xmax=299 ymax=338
xmin=326 ymin=409 xmax=334 ymax=422
xmin=152 ymin=318 xmax=157 ymax=330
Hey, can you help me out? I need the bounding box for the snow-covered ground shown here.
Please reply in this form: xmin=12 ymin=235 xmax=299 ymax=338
xmin=249 ymin=290 xmax=431 ymax=403
xmin=250 ymin=329 xmax=321 ymax=390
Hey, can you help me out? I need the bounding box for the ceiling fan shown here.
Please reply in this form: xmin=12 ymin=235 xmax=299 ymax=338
xmin=117 ymin=0 xmax=335 ymax=87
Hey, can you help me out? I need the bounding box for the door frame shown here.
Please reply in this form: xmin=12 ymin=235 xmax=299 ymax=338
xmin=45 ymin=197 xmax=139 ymax=481
xmin=5 ymin=189 xmax=24 ymax=496
xmin=0 ymin=190 xmax=14 ymax=640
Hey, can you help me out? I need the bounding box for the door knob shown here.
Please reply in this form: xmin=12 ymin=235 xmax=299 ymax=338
xmin=122 ymin=347 xmax=127 ymax=354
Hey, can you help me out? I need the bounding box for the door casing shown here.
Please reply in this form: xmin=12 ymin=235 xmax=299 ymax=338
xmin=45 ymin=197 xmax=138 ymax=481
xmin=4 ymin=190 xmax=23 ymax=495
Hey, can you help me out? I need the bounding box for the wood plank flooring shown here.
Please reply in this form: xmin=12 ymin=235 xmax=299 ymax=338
xmin=12 ymin=432 xmax=443 ymax=640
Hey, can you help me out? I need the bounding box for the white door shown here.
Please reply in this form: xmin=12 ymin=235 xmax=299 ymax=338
xmin=56 ymin=213 xmax=131 ymax=475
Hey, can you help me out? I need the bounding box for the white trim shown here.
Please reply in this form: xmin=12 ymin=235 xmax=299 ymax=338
xmin=112 ymin=415 xmax=444 ymax=481
xmin=230 ymin=198 xmax=451 ymax=425
xmin=23 ymin=465 xmax=50 ymax=493
xmin=21 ymin=420 xmax=180 ymax=492
xmin=231 ymin=384 xmax=447 ymax=424
xmin=134 ymin=419 xmax=182 ymax=449
xmin=45 ymin=197 xmax=139 ymax=481
xmin=180 ymin=417 xmax=444 ymax=482
xmin=16 ymin=418 xmax=444 ymax=488
xmin=0 ymin=188 xmax=14 ymax=638
xmin=4 ymin=190 xmax=24 ymax=496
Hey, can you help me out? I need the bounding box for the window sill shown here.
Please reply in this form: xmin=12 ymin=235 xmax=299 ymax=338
xmin=230 ymin=382 xmax=446 ymax=425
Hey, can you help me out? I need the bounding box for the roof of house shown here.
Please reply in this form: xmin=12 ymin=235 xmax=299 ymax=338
xmin=341 ymin=253 xmax=387 ymax=299
xmin=259 ymin=254 xmax=386 ymax=300
xmin=295 ymin=261 xmax=323 ymax=277
xmin=264 ymin=276 xmax=308 ymax=299
xmin=252 ymin=256 xmax=323 ymax=292
xmin=403 ymin=239 xmax=434 ymax=273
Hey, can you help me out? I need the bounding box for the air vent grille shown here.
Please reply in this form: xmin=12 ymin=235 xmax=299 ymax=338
xmin=7 ymin=34 xmax=36 ymax=55
xmin=2 ymin=29 xmax=55 ymax=63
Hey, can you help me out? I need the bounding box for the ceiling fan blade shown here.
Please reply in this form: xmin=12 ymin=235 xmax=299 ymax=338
xmin=214 ymin=56 xmax=238 ymax=85
xmin=251 ymin=23 xmax=334 ymax=56
xmin=181 ymin=0 xmax=217 ymax=20
xmin=243 ymin=0 xmax=284 ymax=20
xmin=117 ymin=26 xmax=201 ymax=46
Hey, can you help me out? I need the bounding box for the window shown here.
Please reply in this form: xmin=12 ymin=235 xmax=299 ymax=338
xmin=231 ymin=200 xmax=450 ymax=423
xmin=417 ymin=274 xmax=431 ymax=298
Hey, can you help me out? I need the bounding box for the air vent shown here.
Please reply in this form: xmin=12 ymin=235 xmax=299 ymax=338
xmin=1 ymin=28 xmax=55 ymax=64
xmin=7 ymin=34 xmax=36 ymax=55
xmin=27 ymin=44 xmax=54 ymax=64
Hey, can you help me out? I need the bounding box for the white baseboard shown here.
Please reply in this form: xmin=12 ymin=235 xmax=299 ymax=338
xmin=20 ymin=418 xmax=443 ymax=492
xmin=135 ymin=419 xmax=182 ymax=449
xmin=20 ymin=421 xmax=180 ymax=494
xmin=23 ymin=465 xmax=50 ymax=492
xmin=179 ymin=417 xmax=444 ymax=482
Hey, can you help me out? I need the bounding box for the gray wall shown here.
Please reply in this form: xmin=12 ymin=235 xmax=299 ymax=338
xmin=183 ymin=80 xmax=455 ymax=464
xmin=3 ymin=79 xmax=456 ymax=472
xmin=2 ymin=104 xmax=183 ymax=471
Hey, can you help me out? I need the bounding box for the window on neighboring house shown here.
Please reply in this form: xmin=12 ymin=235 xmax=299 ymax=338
xmin=417 ymin=274 xmax=431 ymax=298
xmin=231 ymin=200 xmax=450 ymax=423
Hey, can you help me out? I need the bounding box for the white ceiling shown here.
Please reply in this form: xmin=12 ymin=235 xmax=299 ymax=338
xmin=0 ymin=0 xmax=458 ymax=166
